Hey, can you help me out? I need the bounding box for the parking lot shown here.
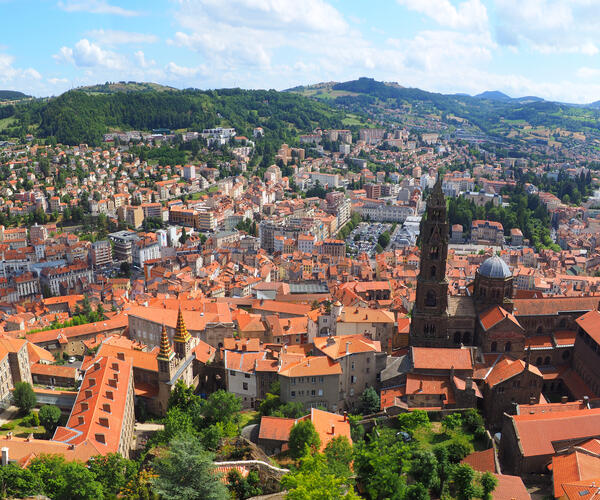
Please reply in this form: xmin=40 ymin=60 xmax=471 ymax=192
xmin=345 ymin=222 xmax=393 ymax=256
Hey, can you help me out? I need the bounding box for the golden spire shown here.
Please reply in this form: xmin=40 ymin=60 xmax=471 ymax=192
xmin=157 ymin=324 xmax=175 ymax=361
xmin=173 ymin=307 xmax=191 ymax=343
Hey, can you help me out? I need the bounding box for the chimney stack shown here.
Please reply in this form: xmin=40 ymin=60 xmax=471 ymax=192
xmin=346 ymin=342 xmax=350 ymax=355
xmin=561 ymin=395 xmax=568 ymax=404
xmin=331 ymin=424 xmax=335 ymax=435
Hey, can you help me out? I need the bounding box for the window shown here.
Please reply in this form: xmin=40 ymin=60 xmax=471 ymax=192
xmin=491 ymin=341 xmax=497 ymax=352
xmin=351 ymin=375 xmax=357 ymax=384
xmin=291 ymin=391 xmax=296 ymax=397
xmin=244 ymin=374 xmax=250 ymax=379
xmin=319 ymin=377 xmax=324 ymax=382
xmin=230 ymin=370 xmax=236 ymax=376
xmin=351 ymin=362 xmax=355 ymax=370
xmin=366 ymin=367 xmax=370 ymax=373
xmin=312 ymin=377 xmax=316 ymax=383
xmin=311 ymin=390 xmax=315 ymax=396
xmin=318 ymin=389 xmax=323 ymax=396
xmin=291 ymin=378 xmax=296 ymax=385
xmin=425 ymin=290 xmax=437 ymax=307
xmin=243 ymin=382 xmax=248 ymax=390
xmin=430 ymin=265 xmax=436 ymax=279
xmin=350 ymin=388 xmax=354 ymax=396
xmin=504 ymin=342 xmax=512 ymax=352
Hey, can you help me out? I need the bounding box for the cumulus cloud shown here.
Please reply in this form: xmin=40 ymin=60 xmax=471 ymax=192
xmin=54 ymin=39 xmax=126 ymax=69
xmin=493 ymin=0 xmax=600 ymax=54
xmin=396 ymin=0 xmax=489 ymax=32
xmin=0 ymin=53 xmax=42 ymax=84
xmin=86 ymin=29 xmax=158 ymax=46
xmin=58 ymin=0 xmax=140 ymax=17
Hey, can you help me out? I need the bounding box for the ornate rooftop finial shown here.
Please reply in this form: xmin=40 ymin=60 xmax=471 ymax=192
xmin=173 ymin=306 xmax=191 ymax=344
xmin=157 ymin=324 xmax=175 ymax=361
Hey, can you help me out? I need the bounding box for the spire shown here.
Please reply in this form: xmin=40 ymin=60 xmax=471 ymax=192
xmin=157 ymin=324 xmax=175 ymax=361
xmin=173 ymin=307 xmax=191 ymax=343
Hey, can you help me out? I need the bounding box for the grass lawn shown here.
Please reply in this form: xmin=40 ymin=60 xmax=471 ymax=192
xmin=0 ymin=117 xmax=16 ymax=131
xmin=412 ymin=421 xmax=488 ymax=452
xmin=238 ymin=410 xmax=260 ymax=429
xmin=0 ymin=413 xmax=45 ymax=438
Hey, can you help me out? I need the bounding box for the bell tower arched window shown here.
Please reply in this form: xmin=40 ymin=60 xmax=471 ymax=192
xmin=425 ymin=290 xmax=437 ymax=307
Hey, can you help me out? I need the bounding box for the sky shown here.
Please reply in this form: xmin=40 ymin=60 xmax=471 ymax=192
xmin=3 ymin=0 xmax=600 ymax=102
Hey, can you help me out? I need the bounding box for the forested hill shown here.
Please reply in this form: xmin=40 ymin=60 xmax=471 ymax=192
xmin=291 ymin=77 xmax=600 ymax=139
xmin=0 ymin=90 xmax=30 ymax=100
xmin=2 ymin=88 xmax=347 ymax=145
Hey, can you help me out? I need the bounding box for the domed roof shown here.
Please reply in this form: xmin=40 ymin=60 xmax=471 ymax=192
xmin=479 ymin=255 xmax=511 ymax=279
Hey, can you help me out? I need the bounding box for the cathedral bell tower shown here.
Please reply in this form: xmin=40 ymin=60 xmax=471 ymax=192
xmin=410 ymin=178 xmax=450 ymax=347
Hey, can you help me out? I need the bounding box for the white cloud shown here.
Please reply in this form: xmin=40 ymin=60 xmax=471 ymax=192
xmin=165 ymin=62 xmax=205 ymax=78
xmin=54 ymin=39 xmax=126 ymax=69
xmin=58 ymin=0 xmax=140 ymax=17
xmin=86 ymin=29 xmax=158 ymax=46
xmin=0 ymin=53 xmax=42 ymax=85
xmin=397 ymin=0 xmax=489 ymax=32
xmin=493 ymin=0 xmax=600 ymax=54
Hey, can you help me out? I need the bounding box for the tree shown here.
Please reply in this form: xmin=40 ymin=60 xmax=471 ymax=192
xmin=38 ymin=405 xmax=61 ymax=436
xmin=28 ymin=454 xmax=104 ymax=500
xmin=168 ymin=379 xmax=199 ymax=412
xmin=378 ymin=231 xmax=391 ymax=248
xmin=0 ymin=464 xmax=43 ymax=499
xmin=359 ymin=387 xmax=380 ymax=415
xmin=12 ymin=382 xmax=36 ymax=415
xmin=406 ymin=483 xmax=430 ymax=500
xmin=281 ymin=452 xmax=360 ymax=500
xmin=151 ymin=435 xmax=229 ymax=500
xmin=480 ymin=471 xmax=498 ymax=500
xmin=180 ymin=227 xmax=188 ymax=244
xmin=288 ymin=420 xmax=321 ymax=459
xmin=452 ymin=464 xmax=476 ymax=500
xmin=411 ymin=450 xmax=439 ymax=488
xmin=397 ymin=410 xmax=429 ymax=431
xmin=442 ymin=413 xmax=462 ymax=432
xmin=87 ymin=453 xmax=138 ymax=498
xmin=200 ymin=390 xmax=241 ymax=429
xmin=227 ymin=469 xmax=262 ymax=499
xmin=324 ymin=435 xmax=353 ymax=478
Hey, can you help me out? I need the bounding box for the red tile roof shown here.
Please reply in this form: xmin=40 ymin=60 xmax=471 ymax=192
xmin=491 ymin=474 xmax=531 ymax=500
xmin=511 ymin=408 xmax=600 ymax=457
xmin=552 ymin=451 xmax=600 ymax=498
xmin=461 ymin=448 xmax=497 ymax=473
xmin=577 ymin=310 xmax=600 ymax=344
xmin=484 ymin=357 xmax=542 ymax=388
xmin=411 ymin=347 xmax=473 ymax=371
xmin=313 ymin=334 xmax=381 ymax=359
xmin=258 ymin=416 xmax=297 ymax=442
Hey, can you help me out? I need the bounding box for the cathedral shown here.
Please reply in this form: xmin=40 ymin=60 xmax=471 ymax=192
xmin=156 ymin=307 xmax=198 ymax=414
xmin=410 ymin=178 xmax=593 ymax=362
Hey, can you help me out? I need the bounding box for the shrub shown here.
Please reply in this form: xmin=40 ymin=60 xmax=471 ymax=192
xmin=446 ymin=438 xmax=473 ymax=463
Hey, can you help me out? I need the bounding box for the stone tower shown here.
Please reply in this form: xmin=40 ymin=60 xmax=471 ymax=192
xmin=410 ymin=177 xmax=450 ymax=347
xmin=173 ymin=307 xmax=192 ymax=360
xmin=157 ymin=324 xmax=177 ymax=415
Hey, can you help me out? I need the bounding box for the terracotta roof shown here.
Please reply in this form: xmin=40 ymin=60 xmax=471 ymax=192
xmin=560 ymin=479 xmax=600 ymax=499
xmin=309 ymin=408 xmax=352 ymax=451
xmin=313 ymin=334 xmax=381 ymax=359
xmin=553 ymin=451 xmax=600 ymax=498
xmin=380 ymin=386 xmax=406 ymax=410
xmin=53 ymin=355 xmax=133 ymax=456
xmin=278 ymin=356 xmax=342 ymax=377
xmin=511 ymin=408 xmax=600 ymax=457
xmin=25 ymin=314 xmax=128 ymax=345
xmin=525 ymin=335 xmax=553 ymax=349
xmin=405 ymin=374 xmax=455 ymax=404
xmin=461 ymin=448 xmax=497 ymax=473
xmin=224 ymin=350 xmax=265 ymax=373
xmin=223 ymin=338 xmax=261 ymax=352
xmin=31 ymin=363 xmax=78 ymax=378
xmin=491 ymin=474 xmax=532 ymax=500
xmin=577 ymin=310 xmax=600 ymax=345
xmin=258 ymin=416 xmax=297 ymax=442
xmin=514 ymin=296 xmax=599 ymax=317
xmin=338 ymin=306 xmax=395 ymax=324
xmin=479 ymin=305 xmax=523 ymax=332
xmin=411 ymin=347 xmax=473 ymax=371
xmin=484 ymin=357 xmax=542 ymax=388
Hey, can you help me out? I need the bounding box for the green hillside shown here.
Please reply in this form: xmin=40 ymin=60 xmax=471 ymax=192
xmin=1 ymin=87 xmax=351 ymax=145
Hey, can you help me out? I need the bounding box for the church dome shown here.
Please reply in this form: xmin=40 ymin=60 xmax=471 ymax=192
xmin=479 ymin=255 xmax=511 ymax=279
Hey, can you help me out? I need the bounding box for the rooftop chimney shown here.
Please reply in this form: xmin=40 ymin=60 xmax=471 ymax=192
xmin=346 ymin=342 xmax=350 ymax=355
xmin=330 ymin=424 xmax=335 ymax=435
xmin=561 ymin=395 xmax=568 ymax=404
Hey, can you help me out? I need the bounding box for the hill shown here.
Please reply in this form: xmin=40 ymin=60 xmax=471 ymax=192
xmin=1 ymin=87 xmax=350 ymax=146
xmin=291 ymin=77 xmax=600 ymax=143
xmin=0 ymin=90 xmax=30 ymax=101
xmin=474 ymin=90 xmax=512 ymax=101
xmin=76 ymin=81 xmax=178 ymax=94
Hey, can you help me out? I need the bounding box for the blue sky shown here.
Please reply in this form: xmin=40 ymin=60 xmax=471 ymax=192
xmin=3 ymin=0 xmax=600 ymax=102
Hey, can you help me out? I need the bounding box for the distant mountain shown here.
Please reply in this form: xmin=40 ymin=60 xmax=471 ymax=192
xmin=76 ymin=81 xmax=178 ymax=94
xmin=475 ymin=90 xmax=512 ymax=101
xmin=0 ymin=90 xmax=30 ymax=101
